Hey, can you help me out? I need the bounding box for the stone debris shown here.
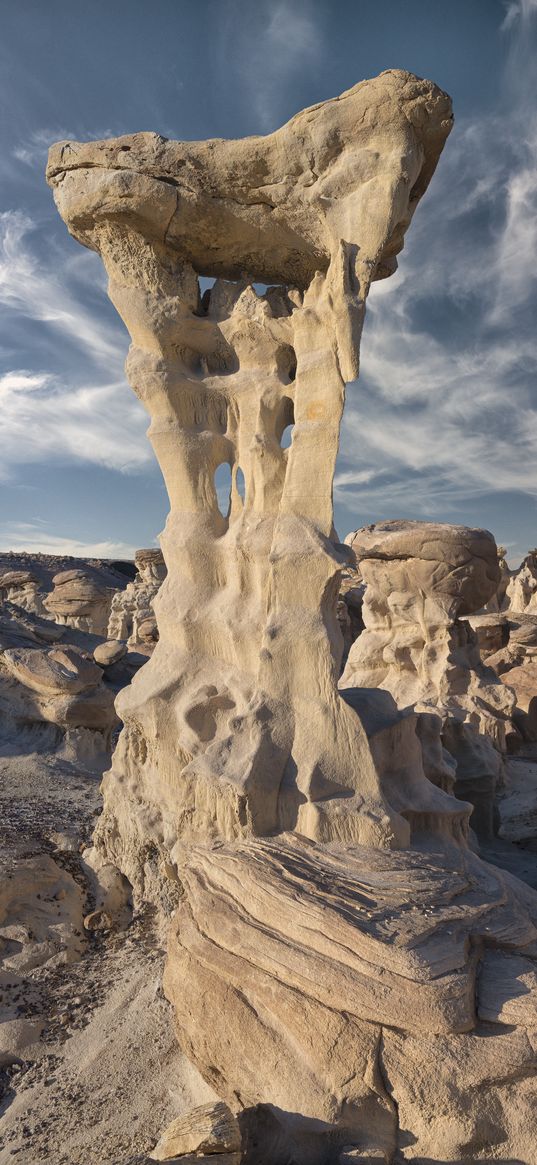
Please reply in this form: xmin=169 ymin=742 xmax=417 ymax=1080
xmin=93 ymin=639 xmax=128 ymax=667
xmin=150 ymin=1100 xmax=241 ymax=1161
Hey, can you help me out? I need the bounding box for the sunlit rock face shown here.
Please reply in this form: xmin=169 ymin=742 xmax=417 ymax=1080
xmin=43 ymin=568 xmax=116 ymax=636
xmin=0 ymin=604 xmax=117 ymax=760
xmin=341 ymin=520 xmax=518 ymax=837
xmin=0 ymin=570 xmax=46 ymax=617
xmin=48 ymin=73 xmax=537 ymax=1163
xmin=107 ymin=548 xmax=166 ymax=651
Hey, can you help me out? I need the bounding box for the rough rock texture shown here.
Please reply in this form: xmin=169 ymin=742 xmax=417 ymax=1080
xmin=483 ymin=544 xmax=512 ymax=612
xmin=0 ymin=604 xmax=118 ymax=761
xmin=341 ymin=520 xmax=518 ymax=836
xmin=151 ymin=1100 xmax=241 ymax=1162
xmin=0 ymin=570 xmax=46 ymax=617
xmin=44 ymin=568 xmax=117 ymax=636
xmin=48 ymin=69 xmax=456 ymax=875
xmin=0 ymin=552 xmax=134 ymax=624
xmin=165 ymin=835 xmax=537 ymax=1164
xmin=107 ymin=548 xmax=165 ymax=650
xmin=505 ymin=549 xmax=537 ymax=613
xmin=48 ymin=72 xmax=537 ymax=1162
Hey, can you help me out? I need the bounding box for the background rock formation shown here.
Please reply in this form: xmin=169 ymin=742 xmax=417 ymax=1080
xmin=44 ymin=568 xmax=116 ymax=636
xmin=341 ymin=520 xmax=518 ymax=836
xmin=47 ymin=72 xmax=537 ymax=1162
xmin=107 ymin=548 xmax=166 ymax=651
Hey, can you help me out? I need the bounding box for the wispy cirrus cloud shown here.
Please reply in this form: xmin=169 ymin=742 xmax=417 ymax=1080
xmin=0 ymin=370 xmax=151 ymax=477
xmin=0 ymin=211 xmax=151 ymax=478
xmin=217 ymin=0 xmax=323 ymax=129
xmin=335 ymin=0 xmax=537 ymax=559
xmin=0 ymin=210 xmax=124 ymax=370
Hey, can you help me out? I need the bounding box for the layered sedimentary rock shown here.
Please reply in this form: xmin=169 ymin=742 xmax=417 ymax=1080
xmin=107 ymin=548 xmax=166 ymax=650
xmin=0 ymin=604 xmax=118 ymax=758
xmin=341 ymin=520 xmax=518 ymax=836
xmin=0 ymin=569 xmax=46 ymax=617
xmin=48 ymin=72 xmax=537 ymax=1162
xmin=505 ymin=549 xmax=537 ymax=613
xmin=44 ymin=568 xmax=116 ymax=635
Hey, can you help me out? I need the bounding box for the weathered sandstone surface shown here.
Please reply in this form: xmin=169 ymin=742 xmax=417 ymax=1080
xmin=0 ymin=552 xmax=134 ymax=631
xmin=44 ymin=568 xmax=116 ymax=636
xmin=341 ymin=520 xmax=518 ymax=837
xmin=0 ymin=604 xmax=118 ymax=760
xmin=46 ymin=71 xmax=537 ymax=1162
xmin=107 ymin=548 xmax=166 ymax=650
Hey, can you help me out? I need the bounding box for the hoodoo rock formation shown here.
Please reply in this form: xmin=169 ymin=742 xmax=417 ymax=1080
xmin=341 ymin=520 xmax=518 ymax=836
xmin=48 ymin=71 xmax=537 ymax=1162
xmin=44 ymin=568 xmax=116 ymax=636
xmin=107 ymin=548 xmax=166 ymax=650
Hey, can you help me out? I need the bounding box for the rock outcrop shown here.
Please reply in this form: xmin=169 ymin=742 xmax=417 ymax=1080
xmin=0 ymin=604 xmax=118 ymax=760
xmin=44 ymin=568 xmax=116 ymax=635
xmin=341 ymin=520 xmax=518 ymax=836
xmin=505 ymin=549 xmax=537 ymax=614
xmin=107 ymin=548 xmax=165 ymax=651
xmin=48 ymin=71 xmax=537 ymax=1162
xmin=0 ymin=569 xmax=46 ymax=617
xmin=151 ymin=1101 xmax=241 ymax=1163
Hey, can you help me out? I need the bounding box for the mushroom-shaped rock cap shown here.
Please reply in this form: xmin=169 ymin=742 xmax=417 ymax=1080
xmin=49 ymin=570 xmax=107 ymax=604
xmin=134 ymin=549 xmax=165 ymax=567
xmin=46 ymin=69 xmax=452 ymax=291
xmin=348 ymin=520 xmax=500 ymax=616
xmin=0 ymin=570 xmax=39 ymax=587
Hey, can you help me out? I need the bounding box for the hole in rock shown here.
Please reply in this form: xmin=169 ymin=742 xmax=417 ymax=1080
xmin=276 ymin=344 xmax=297 ymax=384
xmin=214 ymin=462 xmax=232 ymax=518
xmin=235 ymin=466 xmax=246 ymax=504
xmin=198 ymin=275 xmax=216 ymax=315
xmin=276 ymin=396 xmax=295 ymax=449
xmin=280 ymin=424 xmax=294 ymax=450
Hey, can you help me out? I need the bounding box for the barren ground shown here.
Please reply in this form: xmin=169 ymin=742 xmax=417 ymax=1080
xmin=0 ymin=751 xmax=213 ymax=1165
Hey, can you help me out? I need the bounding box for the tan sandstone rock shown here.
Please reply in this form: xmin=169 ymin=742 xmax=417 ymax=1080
xmin=44 ymin=568 xmax=117 ymax=635
xmin=0 ymin=569 xmax=46 ymax=617
xmin=93 ymin=639 xmax=128 ymax=667
xmin=0 ymin=639 xmax=117 ymax=757
xmin=151 ymin=1100 xmax=240 ymax=1162
xmin=48 ymin=71 xmax=537 ymax=1162
xmin=107 ymin=548 xmax=165 ymax=651
xmin=340 ymin=519 xmax=518 ymax=835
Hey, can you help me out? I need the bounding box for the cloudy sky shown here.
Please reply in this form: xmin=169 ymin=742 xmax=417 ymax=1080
xmin=1 ymin=0 xmax=536 ymax=562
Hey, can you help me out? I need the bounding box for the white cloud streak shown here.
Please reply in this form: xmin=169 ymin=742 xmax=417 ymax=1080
xmin=0 ymin=520 xmax=138 ymax=559
xmin=0 ymin=210 xmax=124 ymax=370
xmin=335 ymin=3 xmax=537 ymax=558
xmin=0 ymin=370 xmax=151 ymax=477
xmin=0 ymin=212 xmax=151 ymax=476
xmin=223 ymin=0 xmax=322 ymax=129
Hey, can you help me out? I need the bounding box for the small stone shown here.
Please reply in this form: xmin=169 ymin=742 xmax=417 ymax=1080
xmin=93 ymin=639 xmax=128 ymax=667
xmin=83 ymin=910 xmax=113 ymax=932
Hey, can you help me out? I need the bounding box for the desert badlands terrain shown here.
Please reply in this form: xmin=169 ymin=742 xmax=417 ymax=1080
xmin=2 ymin=69 xmax=537 ymax=1164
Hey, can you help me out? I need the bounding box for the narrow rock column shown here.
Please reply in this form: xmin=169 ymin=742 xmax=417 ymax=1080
xmin=47 ymin=70 xmax=454 ymax=894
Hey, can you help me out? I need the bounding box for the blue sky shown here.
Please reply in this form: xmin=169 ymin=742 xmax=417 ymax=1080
xmin=1 ymin=0 xmax=536 ymax=562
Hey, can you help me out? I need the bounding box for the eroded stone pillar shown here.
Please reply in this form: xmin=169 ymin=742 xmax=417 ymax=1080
xmin=47 ymin=70 xmax=455 ymax=893
xmin=47 ymin=73 xmax=537 ymax=1165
